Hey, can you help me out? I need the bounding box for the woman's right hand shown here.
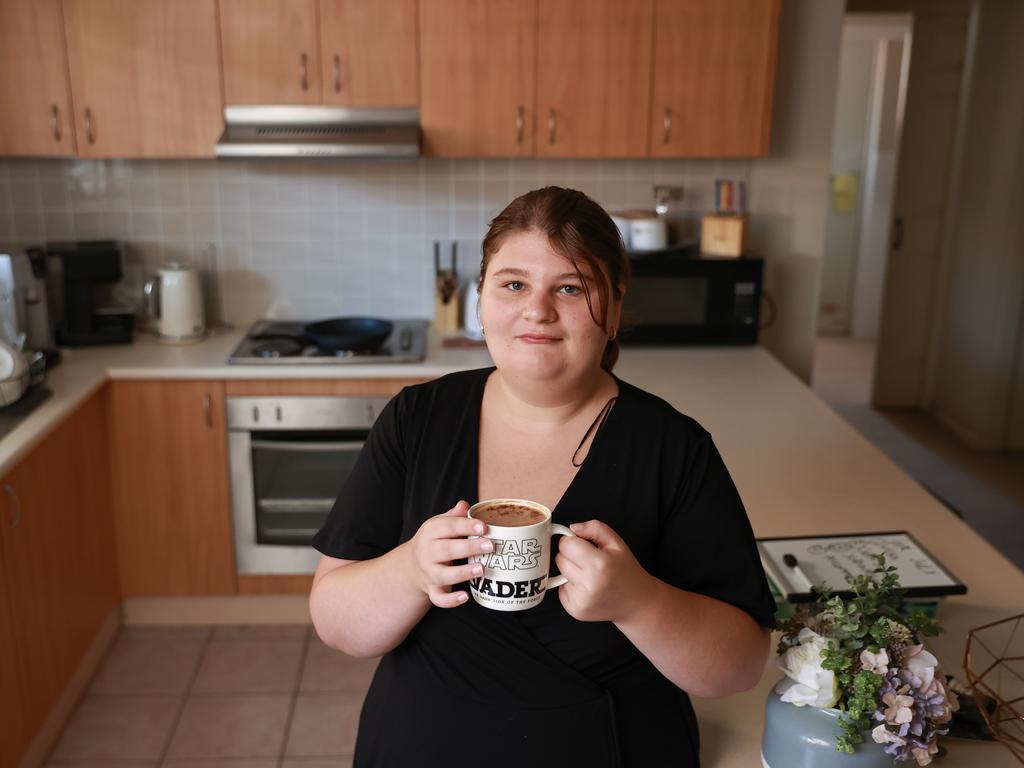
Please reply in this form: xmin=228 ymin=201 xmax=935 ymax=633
xmin=406 ymin=500 xmax=494 ymax=608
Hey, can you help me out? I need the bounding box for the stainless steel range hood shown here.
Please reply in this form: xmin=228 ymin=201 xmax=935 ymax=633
xmin=215 ymin=106 xmax=419 ymax=158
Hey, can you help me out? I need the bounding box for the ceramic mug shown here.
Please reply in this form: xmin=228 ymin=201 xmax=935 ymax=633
xmin=466 ymin=498 xmax=575 ymax=611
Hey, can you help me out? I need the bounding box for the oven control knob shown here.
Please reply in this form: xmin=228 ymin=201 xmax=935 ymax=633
xmin=276 ymin=405 xmax=283 ymax=422
xmin=366 ymin=403 xmax=375 ymax=423
xmin=252 ymin=406 xmax=259 ymax=423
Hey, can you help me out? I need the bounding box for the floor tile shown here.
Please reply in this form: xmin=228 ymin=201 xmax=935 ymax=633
xmin=46 ymin=762 xmax=156 ymax=767
xmin=213 ymin=624 xmax=310 ymax=640
xmin=161 ymin=760 xmax=277 ymax=767
xmin=284 ymin=692 xmax=363 ymax=757
xmin=282 ymin=759 xmax=355 ymax=767
xmin=89 ymin=627 xmax=208 ymax=695
xmin=193 ymin=637 xmax=305 ymax=693
xmin=48 ymin=695 xmax=181 ymax=762
xmin=165 ymin=694 xmax=292 ymax=759
xmin=300 ymin=639 xmax=379 ymax=693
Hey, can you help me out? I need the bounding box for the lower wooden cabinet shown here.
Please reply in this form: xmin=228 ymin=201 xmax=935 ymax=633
xmin=106 ymin=380 xmax=236 ymax=596
xmin=0 ymin=391 xmax=119 ymax=767
xmin=0 ymin=565 xmax=27 ymax=768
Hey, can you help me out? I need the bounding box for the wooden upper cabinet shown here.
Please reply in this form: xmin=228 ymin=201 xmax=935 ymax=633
xmin=650 ymin=0 xmax=779 ymax=157
xmin=107 ymin=381 xmax=236 ymax=596
xmin=420 ymin=0 xmax=536 ymax=157
xmin=220 ymin=0 xmax=322 ymax=105
xmin=320 ymin=0 xmax=418 ymax=107
xmin=0 ymin=0 xmax=76 ymax=156
xmin=536 ymin=0 xmax=653 ymax=158
xmin=62 ymin=0 xmax=223 ymax=158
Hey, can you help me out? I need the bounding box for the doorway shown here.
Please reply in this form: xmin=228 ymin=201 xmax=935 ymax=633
xmin=814 ymin=14 xmax=911 ymax=406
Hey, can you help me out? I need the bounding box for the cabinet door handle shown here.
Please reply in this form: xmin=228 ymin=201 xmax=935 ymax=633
xmin=515 ymin=105 xmax=524 ymax=144
xmin=51 ymin=105 xmax=61 ymax=142
xmin=3 ymin=484 xmax=21 ymax=529
xmin=333 ymin=54 xmax=342 ymax=92
xmin=663 ymin=106 xmax=672 ymax=144
xmin=84 ymin=107 xmax=95 ymax=144
xmin=202 ymin=392 xmax=213 ymax=428
xmin=547 ymin=108 xmax=556 ymax=145
xmin=300 ymin=52 xmax=309 ymax=91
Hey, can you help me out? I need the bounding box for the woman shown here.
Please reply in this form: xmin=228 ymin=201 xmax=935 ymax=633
xmin=310 ymin=187 xmax=775 ymax=767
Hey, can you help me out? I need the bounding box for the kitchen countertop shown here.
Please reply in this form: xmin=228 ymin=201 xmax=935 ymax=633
xmin=4 ymin=327 xmax=1022 ymax=766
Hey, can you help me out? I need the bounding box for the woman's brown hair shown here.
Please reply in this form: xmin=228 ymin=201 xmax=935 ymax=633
xmin=480 ymin=186 xmax=630 ymax=371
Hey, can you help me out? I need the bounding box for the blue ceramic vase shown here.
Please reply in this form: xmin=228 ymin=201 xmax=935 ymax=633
xmin=762 ymin=690 xmax=896 ymax=767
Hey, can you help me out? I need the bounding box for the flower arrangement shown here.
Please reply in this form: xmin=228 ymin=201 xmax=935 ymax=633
xmin=774 ymin=554 xmax=960 ymax=765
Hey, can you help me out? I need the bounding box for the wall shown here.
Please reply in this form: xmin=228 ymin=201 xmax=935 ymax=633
xmin=748 ymin=0 xmax=845 ymax=383
xmin=0 ymin=0 xmax=845 ymax=383
xmin=928 ymin=0 xmax=1024 ymax=450
xmin=0 ymin=156 xmax=748 ymax=326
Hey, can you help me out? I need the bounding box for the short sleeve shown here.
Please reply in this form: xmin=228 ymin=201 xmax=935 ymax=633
xmin=657 ymin=429 xmax=776 ymax=629
xmin=311 ymin=389 xmax=408 ymax=561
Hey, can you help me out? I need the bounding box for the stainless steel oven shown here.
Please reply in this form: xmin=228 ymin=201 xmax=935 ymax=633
xmin=227 ymin=396 xmax=388 ymax=574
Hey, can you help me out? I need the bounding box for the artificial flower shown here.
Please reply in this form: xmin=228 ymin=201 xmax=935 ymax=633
xmin=882 ymin=687 xmax=915 ymax=724
xmin=860 ymin=647 xmax=889 ymax=675
xmin=903 ymin=644 xmax=938 ymax=690
xmin=911 ymin=739 xmax=940 ymax=766
xmin=871 ymin=724 xmax=907 ymax=747
xmin=774 ymin=627 xmax=841 ymax=708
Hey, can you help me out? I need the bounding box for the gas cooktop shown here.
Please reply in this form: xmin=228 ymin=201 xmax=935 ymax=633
xmin=227 ymin=318 xmax=429 ymax=364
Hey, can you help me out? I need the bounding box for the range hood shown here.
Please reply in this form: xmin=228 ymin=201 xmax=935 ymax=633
xmin=215 ymin=106 xmax=419 ymax=158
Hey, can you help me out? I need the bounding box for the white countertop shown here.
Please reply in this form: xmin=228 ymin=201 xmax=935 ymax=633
xmin=5 ymin=328 xmax=1022 ymax=766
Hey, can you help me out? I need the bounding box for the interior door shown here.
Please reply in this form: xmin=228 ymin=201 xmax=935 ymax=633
xmin=0 ymin=0 xmax=76 ymax=156
xmin=62 ymin=0 xmax=223 ymax=157
xmin=220 ymin=0 xmax=322 ymax=105
xmin=419 ymin=0 xmax=536 ymax=156
xmin=320 ymin=0 xmax=418 ymax=107
xmin=649 ymin=0 xmax=779 ymax=157
xmin=536 ymin=0 xmax=654 ymax=157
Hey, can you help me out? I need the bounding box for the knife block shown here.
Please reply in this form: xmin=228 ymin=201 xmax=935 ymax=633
xmin=434 ymin=282 xmax=460 ymax=334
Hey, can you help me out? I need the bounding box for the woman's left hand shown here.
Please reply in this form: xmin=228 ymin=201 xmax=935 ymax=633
xmin=555 ymin=520 xmax=655 ymax=623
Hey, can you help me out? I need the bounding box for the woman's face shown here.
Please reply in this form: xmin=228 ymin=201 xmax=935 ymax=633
xmin=479 ymin=229 xmax=621 ymax=384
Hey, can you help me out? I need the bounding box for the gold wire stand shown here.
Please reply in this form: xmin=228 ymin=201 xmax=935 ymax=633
xmin=964 ymin=614 xmax=1024 ymax=765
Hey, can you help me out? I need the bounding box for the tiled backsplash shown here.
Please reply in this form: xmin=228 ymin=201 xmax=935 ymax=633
xmin=0 ymin=157 xmax=751 ymax=324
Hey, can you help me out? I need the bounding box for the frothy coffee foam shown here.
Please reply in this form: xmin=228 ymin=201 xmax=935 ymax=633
xmin=473 ymin=503 xmax=546 ymax=527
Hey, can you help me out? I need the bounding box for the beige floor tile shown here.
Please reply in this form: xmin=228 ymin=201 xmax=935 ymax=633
xmin=192 ymin=636 xmax=305 ymax=693
xmin=89 ymin=627 xmax=208 ymax=695
xmin=46 ymin=762 xmax=156 ymax=767
xmin=213 ymin=624 xmax=310 ymax=640
xmin=282 ymin=759 xmax=354 ymax=767
xmin=161 ymin=760 xmax=277 ymax=767
xmin=48 ymin=695 xmax=181 ymax=762
xmin=165 ymin=693 xmax=292 ymax=759
xmin=284 ymin=692 xmax=363 ymax=757
xmin=300 ymin=639 xmax=379 ymax=693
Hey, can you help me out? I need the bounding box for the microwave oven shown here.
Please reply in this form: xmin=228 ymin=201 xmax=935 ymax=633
xmin=619 ymin=252 xmax=763 ymax=345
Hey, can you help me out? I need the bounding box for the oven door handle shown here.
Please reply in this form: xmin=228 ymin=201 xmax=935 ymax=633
xmin=250 ymin=439 xmax=365 ymax=452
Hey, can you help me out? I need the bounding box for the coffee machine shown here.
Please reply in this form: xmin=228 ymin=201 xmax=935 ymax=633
xmin=46 ymin=241 xmax=134 ymax=346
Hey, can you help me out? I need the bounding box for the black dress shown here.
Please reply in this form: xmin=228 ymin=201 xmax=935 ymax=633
xmin=313 ymin=367 xmax=776 ymax=768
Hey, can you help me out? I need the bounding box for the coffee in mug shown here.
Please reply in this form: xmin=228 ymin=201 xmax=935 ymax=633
xmin=467 ymin=498 xmax=575 ymax=612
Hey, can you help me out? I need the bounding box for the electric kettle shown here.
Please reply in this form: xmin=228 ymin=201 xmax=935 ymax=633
xmin=143 ymin=262 xmax=205 ymax=341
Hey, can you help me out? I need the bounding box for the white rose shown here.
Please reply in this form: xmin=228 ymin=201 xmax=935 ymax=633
xmin=775 ymin=628 xmax=841 ymax=708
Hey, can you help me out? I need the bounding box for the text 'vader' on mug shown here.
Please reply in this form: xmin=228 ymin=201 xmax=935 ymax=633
xmin=467 ymin=498 xmax=575 ymax=611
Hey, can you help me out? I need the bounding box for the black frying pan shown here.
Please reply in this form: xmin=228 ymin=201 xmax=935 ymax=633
xmin=303 ymin=317 xmax=394 ymax=352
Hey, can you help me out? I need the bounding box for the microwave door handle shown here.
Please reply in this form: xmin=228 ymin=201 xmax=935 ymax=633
xmin=249 ymin=439 xmax=365 ymax=452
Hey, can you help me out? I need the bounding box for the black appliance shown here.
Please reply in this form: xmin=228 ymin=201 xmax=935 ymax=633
xmin=227 ymin=318 xmax=428 ymax=364
xmin=620 ymin=248 xmax=763 ymax=346
xmin=45 ymin=241 xmax=134 ymax=346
